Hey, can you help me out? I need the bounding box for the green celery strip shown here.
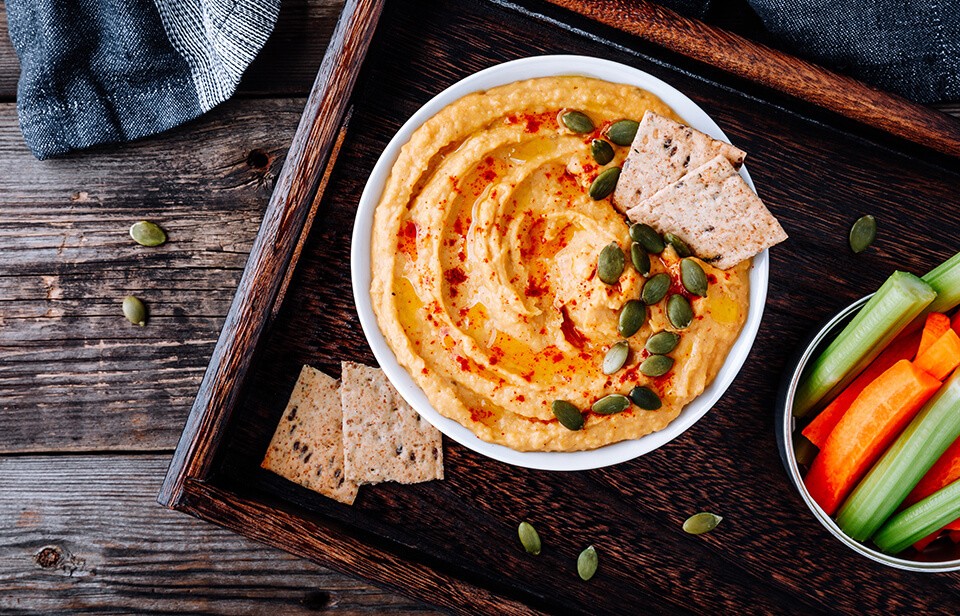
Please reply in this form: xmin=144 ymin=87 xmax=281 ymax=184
xmin=836 ymin=369 xmax=960 ymax=541
xmin=923 ymin=251 xmax=960 ymax=314
xmin=873 ymin=478 xmax=960 ymax=554
xmin=793 ymin=271 xmax=935 ymax=417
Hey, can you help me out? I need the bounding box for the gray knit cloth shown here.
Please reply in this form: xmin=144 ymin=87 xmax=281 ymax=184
xmin=5 ymin=0 xmax=280 ymax=159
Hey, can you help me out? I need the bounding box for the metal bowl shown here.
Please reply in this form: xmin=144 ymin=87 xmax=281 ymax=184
xmin=777 ymin=295 xmax=960 ymax=571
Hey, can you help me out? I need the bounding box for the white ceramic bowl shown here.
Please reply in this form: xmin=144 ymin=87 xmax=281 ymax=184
xmin=351 ymin=55 xmax=769 ymax=470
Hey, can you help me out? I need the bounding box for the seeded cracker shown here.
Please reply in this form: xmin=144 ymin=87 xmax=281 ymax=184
xmin=613 ymin=111 xmax=745 ymax=213
xmin=626 ymin=155 xmax=787 ymax=270
xmin=261 ymin=365 xmax=359 ymax=505
xmin=341 ymin=361 xmax=444 ymax=484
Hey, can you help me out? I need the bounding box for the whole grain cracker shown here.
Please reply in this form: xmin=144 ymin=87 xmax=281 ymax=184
xmin=613 ymin=111 xmax=746 ymax=213
xmin=261 ymin=365 xmax=359 ymax=505
xmin=626 ymin=155 xmax=787 ymax=269
xmin=341 ymin=361 xmax=443 ymax=484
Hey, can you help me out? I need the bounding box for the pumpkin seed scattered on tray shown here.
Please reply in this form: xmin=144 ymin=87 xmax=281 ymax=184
xmin=518 ymin=521 xmax=542 ymax=555
xmin=577 ymin=545 xmax=598 ymax=581
xmin=849 ymin=215 xmax=877 ymax=253
xmin=683 ymin=512 xmax=723 ymax=535
xmin=129 ymin=220 xmax=167 ymax=247
xmin=122 ymin=295 xmax=147 ymax=326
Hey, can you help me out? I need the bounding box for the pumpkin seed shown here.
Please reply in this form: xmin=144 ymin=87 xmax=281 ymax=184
xmin=663 ymin=233 xmax=692 ymax=258
xmin=577 ymin=545 xmax=598 ymax=581
xmin=667 ymin=294 xmax=693 ymax=329
xmin=641 ymin=273 xmax=670 ymax=305
xmin=683 ymin=512 xmax=723 ymax=535
xmin=645 ymin=330 xmax=680 ymax=355
xmin=630 ymin=242 xmax=650 ymax=276
xmin=552 ymin=400 xmax=584 ymax=431
xmin=591 ymin=139 xmax=615 ymax=165
xmin=591 ymin=394 xmax=631 ymax=415
xmin=680 ymin=258 xmax=708 ymax=297
xmin=129 ymin=220 xmax=167 ymax=247
xmin=589 ymin=167 xmax=620 ymax=200
xmin=849 ymin=215 xmax=877 ymax=253
xmin=597 ymin=242 xmax=625 ymax=285
xmin=630 ymin=223 xmax=665 ymax=253
xmin=122 ymin=295 xmax=147 ymax=326
xmin=639 ymin=354 xmax=674 ymax=377
xmin=561 ymin=110 xmax=594 ymax=133
xmin=518 ymin=521 xmax=542 ymax=555
xmin=602 ymin=340 xmax=630 ymax=375
xmin=618 ymin=300 xmax=646 ymax=338
xmin=607 ymin=119 xmax=639 ymax=146
xmin=629 ymin=385 xmax=662 ymax=410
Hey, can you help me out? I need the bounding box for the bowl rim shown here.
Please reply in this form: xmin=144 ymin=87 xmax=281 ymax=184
xmin=778 ymin=295 xmax=960 ymax=571
xmin=351 ymin=54 xmax=769 ymax=470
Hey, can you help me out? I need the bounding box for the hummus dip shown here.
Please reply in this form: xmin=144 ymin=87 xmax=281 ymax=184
xmin=370 ymin=76 xmax=750 ymax=451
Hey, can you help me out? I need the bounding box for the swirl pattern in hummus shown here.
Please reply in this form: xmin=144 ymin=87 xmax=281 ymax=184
xmin=370 ymin=76 xmax=750 ymax=451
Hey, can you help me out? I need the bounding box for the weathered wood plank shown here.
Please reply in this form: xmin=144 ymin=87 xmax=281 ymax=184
xmin=0 ymin=98 xmax=307 ymax=453
xmin=0 ymin=454 xmax=437 ymax=615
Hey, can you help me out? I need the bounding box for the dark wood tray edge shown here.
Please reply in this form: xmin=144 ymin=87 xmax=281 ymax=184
xmin=158 ymin=0 xmax=385 ymax=507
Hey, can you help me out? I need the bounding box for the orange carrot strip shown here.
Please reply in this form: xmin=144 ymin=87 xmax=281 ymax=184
xmin=802 ymin=331 xmax=921 ymax=449
xmin=913 ymin=530 xmax=942 ymax=553
xmin=905 ymin=435 xmax=960 ymax=506
xmin=915 ymin=328 xmax=960 ymax=380
xmin=804 ymin=360 xmax=942 ymax=516
xmin=919 ymin=312 xmax=952 ymax=357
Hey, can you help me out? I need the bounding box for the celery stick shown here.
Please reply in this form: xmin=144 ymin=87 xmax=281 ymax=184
xmin=873 ymin=478 xmax=960 ymax=554
xmin=923 ymin=251 xmax=960 ymax=314
xmin=836 ymin=369 xmax=960 ymax=541
xmin=793 ymin=271 xmax=935 ymax=417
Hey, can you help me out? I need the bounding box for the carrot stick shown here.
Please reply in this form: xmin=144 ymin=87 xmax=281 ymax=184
xmin=804 ymin=360 xmax=942 ymax=515
xmin=913 ymin=530 xmax=942 ymax=552
xmin=802 ymin=330 xmax=921 ymax=449
xmin=919 ymin=312 xmax=952 ymax=357
xmin=915 ymin=328 xmax=960 ymax=381
xmin=905 ymin=435 xmax=960 ymax=506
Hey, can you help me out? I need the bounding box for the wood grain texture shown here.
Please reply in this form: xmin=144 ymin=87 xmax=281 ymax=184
xmin=163 ymin=0 xmax=960 ymax=613
xmin=0 ymin=98 xmax=304 ymax=453
xmin=0 ymin=455 xmax=436 ymax=615
xmin=159 ymin=0 xmax=383 ymax=506
xmin=544 ymin=0 xmax=960 ymax=158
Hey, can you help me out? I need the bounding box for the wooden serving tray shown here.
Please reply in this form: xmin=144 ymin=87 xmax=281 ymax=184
xmin=160 ymin=0 xmax=960 ymax=613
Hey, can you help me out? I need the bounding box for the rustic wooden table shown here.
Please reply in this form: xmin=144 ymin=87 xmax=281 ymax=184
xmin=1 ymin=1 xmax=958 ymax=613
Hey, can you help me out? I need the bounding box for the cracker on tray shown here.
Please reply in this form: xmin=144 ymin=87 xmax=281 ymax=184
xmin=261 ymin=365 xmax=359 ymax=505
xmin=341 ymin=361 xmax=444 ymax=485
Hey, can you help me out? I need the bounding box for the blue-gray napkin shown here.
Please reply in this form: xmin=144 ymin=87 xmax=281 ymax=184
xmin=5 ymin=0 xmax=279 ymax=159
xmin=668 ymin=0 xmax=960 ymax=104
